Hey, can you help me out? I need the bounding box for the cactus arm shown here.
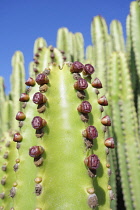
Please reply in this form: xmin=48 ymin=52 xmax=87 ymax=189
xmin=29 ymin=61 xmax=36 ymax=78
xmin=33 ymin=37 xmax=47 ymax=54
xmin=91 ymin=16 xmax=110 ymax=91
xmin=75 ymin=32 xmax=84 ymax=63
xmin=110 ymin=20 xmax=125 ymax=52
xmin=126 ymin=14 xmax=138 ymax=102
xmin=56 ymin=28 xmax=71 ymax=61
xmin=85 ymin=45 xmax=95 ymax=65
xmin=10 ymin=51 xmax=25 ymax=130
xmin=129 ymin=1 xmax=140 ymax=134
xmin=0 ymin=77 xmax=6 ymax=136
xmin=108 ymin=52 xmax=140 ymax=209
xmin=7 ymin=57 xmax=114 ymax=210
xmin=130 ymin=1 xmax=140 ymax=75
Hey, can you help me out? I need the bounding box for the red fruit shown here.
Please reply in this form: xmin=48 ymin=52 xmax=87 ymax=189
xmin=74 ymin=78 xmax=88 ymax=90
xmin=84 ymin=154 xmax=100 ymax=170
xmin=77 ymin=101 xmax=92 ymax=114
xmin=70 ymin=61 xmax=84 ymax=73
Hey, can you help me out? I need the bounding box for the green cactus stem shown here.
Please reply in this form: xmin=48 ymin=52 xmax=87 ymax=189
xmin=110 ymin=20 xmax=125 ymax=52
xmin=128 ymin=1 xmax=140 ymax=135
xmin=0 ymin=44 xmax=115 ymax=209
xmin=85 ymin=45 xmax=95 ymax=66
xmin=10 ymin=51 xmax=26 ymax=130
xmin=108 ymin=51 xmax=140 ymax=210
xmin=91 ymin=16 xmax=112 ymax=92
xmin=33 ymin=38 xmax=47 ymax=55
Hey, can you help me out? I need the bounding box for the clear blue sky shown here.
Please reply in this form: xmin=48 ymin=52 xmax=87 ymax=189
xmin=0 ymin=0 xmax=132 ymax=93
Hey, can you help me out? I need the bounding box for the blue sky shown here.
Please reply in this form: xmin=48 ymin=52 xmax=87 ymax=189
xmin=0 ymin=0 xmax=132 ymax=93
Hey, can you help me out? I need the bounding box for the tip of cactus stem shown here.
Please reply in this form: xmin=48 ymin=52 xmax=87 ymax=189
xmin=16 ymin=111 xmax=26 ymax=121
xmin=104 ymin=137 xmax=115 ymax=148
xmin=88 ymin=193 xmax=98 ymax=208
xmin=77 ymin=101 xmax=92 ymax=114
xmin=84 ymin=154 xmax=100 ymax=170
xmin=83 ymin=64 xmax=95 ymax=76
xmin=13 ymin=133 xmax=23 ymax=142
xmin=82 ymin=126 xmax=98 ymax=140
xmin=70 ymin=61 xmax=84 ymax=73
xmin=91 ymin=78 xmax=102 ymax=89
xmin=25 ymin=77 xmax=36 ymax=86
xmin=98 ymin=95 xmax=108 ymax=106
xmin=101 ymin=115 xmax=111 ymax=126
xmin=19 ymin=93 xmax=30 ymax=102
xmin=31 ymin=116 xmax=47 ymax=130
xmin=74 ymin=78 xmax=88 ymax=90
xmin=36 ymin=73 xmax=49 ymax=85
xmin=33 ymin=92 xmax=47 ymax=105
xmin=29 ymin=146 xmax=44 ymax=158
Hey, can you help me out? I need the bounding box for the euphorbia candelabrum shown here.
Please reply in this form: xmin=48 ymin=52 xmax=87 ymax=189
xmin=0 ymin=46 xmax=115 ymax=210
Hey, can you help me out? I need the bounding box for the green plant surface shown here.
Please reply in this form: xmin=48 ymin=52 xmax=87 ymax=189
xmin=1 ymin=45 xmax=115 ymax=209
xmin=110 ymin=20 xmax=125 ymax=52
xmin=108 ymin=51 xmax=140 ymax=210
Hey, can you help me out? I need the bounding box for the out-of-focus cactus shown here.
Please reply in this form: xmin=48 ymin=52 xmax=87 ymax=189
xmin=56 ymin=28 xmax=84 ymax=62
xmin=108 ymin=52 xmax=140 ymax=210
xmin=126 ymin=1 xmax=140 ymax=135
xmin=91 ymin=16 xmax=112 ymax=92
xmin=10 ymin=51 xmax=26 ymax=130
xmin=110 ymin=20 xmax=125 ymax=52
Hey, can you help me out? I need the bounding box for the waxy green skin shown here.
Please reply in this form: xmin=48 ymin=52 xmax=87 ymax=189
xmin=108 ymin=52 xmax=140 ymax=210
xmin=10 ymin=48 xmax=112 ymax=210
